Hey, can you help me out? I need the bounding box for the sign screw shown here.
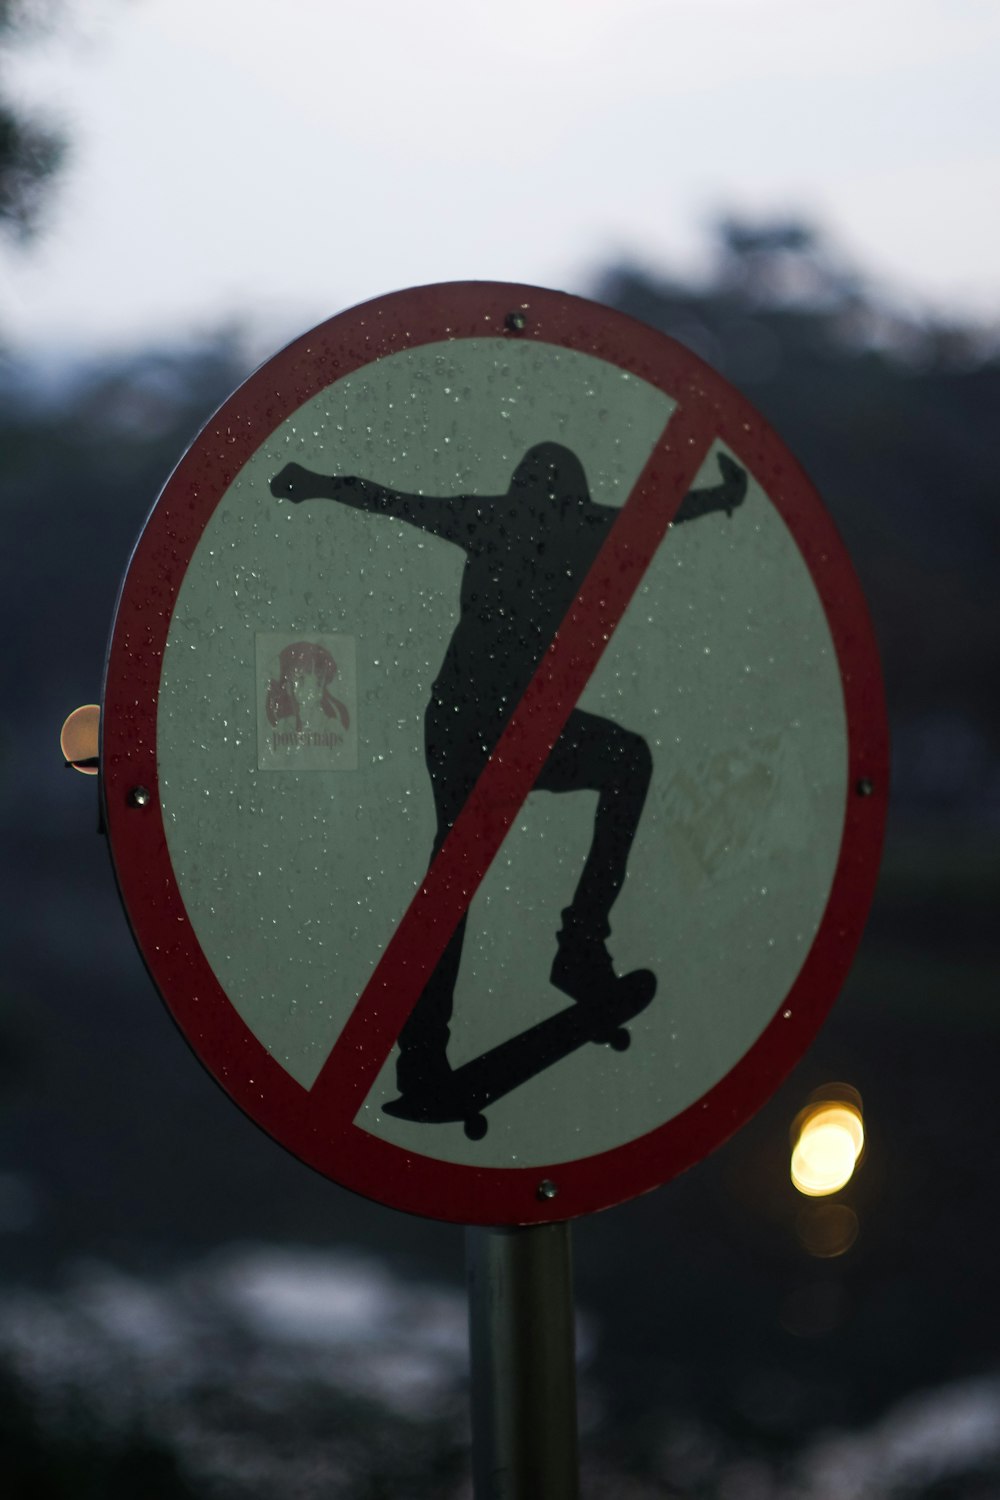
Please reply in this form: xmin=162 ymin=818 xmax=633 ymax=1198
xmin=505 ymin=310 xmax=527 ymax=333
xmin=537 ymin=1179 xmax=558 ymax=1201
xmin=856 ymin=777 xmax=874 ymax=797
xmin=128 ymin=786 xmax=152 ymax=808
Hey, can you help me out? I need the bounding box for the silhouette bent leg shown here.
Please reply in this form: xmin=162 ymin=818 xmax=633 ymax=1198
xmin=535 ymin=709 xmax=654 ymax=1005
xmin=395 ymin=707 xmax=654 ymax=1099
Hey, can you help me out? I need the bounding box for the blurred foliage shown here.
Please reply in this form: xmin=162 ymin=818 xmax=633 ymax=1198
xmin=597 ymin=218 xmax=1000 ymax=822
xmin=0 ymin=0 xmax=65 ymax=237
xmin=1 ymin=328 xmax=253 ymax=719
xmin=0 ymin=1374 xmax=198 ymax=1499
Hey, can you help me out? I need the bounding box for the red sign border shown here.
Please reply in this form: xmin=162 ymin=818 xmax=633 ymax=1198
xmin=102 ymin=281 xmax=889 ymax=1225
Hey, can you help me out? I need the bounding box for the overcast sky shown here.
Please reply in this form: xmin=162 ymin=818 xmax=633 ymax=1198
xmin=4 ymin=0 xmax=999 ymax=358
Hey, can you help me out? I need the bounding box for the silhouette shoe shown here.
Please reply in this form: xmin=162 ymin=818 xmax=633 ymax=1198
xmin=394 ymin=1046 xmax=455 ymax=1111
xmin=550 ymin=912 xmax=656 ymax=1011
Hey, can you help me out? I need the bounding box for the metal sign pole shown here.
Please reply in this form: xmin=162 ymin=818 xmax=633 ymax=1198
xmin=466 ymin=1222 xmax=580 ymax=1500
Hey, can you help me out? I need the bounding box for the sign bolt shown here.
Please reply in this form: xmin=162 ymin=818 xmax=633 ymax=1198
xmin=856 ymin=777 xmax=874 ymax=797
xmin=128 ymin=786 xmax=152 ymax=808
xmin=537 ymin=1179 xmax=559 ymax=1201
xmin=505 ymin=310 xmax=527 ymax=333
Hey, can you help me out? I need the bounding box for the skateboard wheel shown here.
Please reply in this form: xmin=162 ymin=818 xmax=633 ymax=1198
xmin=464 ymin=1114 xmax=489 ymax=1141
xmin=608 ymin=1027 xmax=631 ymax=1052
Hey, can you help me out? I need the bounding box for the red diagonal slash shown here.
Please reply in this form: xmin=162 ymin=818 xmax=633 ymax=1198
xmin=311 ymin=401 xmax=718 ymax=1124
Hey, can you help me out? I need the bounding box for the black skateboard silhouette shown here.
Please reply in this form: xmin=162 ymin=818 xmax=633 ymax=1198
xmin=272 ymin=441 xmax=746 ymax=1122
xmin=381 ymin=968 xmax=656 ymax=1140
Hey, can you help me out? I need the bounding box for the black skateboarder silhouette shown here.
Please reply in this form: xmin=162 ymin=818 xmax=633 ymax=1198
xmin=271 ymin=442 xmax=747 ymax=1121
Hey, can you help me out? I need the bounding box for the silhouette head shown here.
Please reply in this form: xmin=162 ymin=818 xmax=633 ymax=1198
xmin=509 ymin=443 xmax=592 ymax=515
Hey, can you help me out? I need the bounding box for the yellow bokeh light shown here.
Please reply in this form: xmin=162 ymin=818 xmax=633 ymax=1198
xmin=807 ymin=1104 xmax=864 ymax=1157
xmin=795 ymin=1202 xmax=860 ymax=1259
xmin=790 ymin=1098 xmax=865 ymax=1198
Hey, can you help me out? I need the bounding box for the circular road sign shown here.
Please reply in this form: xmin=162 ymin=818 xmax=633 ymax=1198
xmin=102 ymin=282 xmax=888 ymax=1225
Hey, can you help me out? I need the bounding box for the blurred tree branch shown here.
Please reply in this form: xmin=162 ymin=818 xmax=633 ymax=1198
xmin=0 ymin=0 xmax=65 ymax=238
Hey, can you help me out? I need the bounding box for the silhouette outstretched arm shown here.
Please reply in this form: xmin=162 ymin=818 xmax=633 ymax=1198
xmin=673 ymin=453 xmax=748 ymax=524
xmin=270 ymin=462 xmax=472 ymax=544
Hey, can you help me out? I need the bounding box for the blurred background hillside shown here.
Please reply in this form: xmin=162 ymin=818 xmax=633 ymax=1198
xmin=2 ymin=3 xmax=999 ymax=1496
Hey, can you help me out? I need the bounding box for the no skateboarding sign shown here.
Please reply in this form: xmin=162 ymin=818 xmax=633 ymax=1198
xmin=102 ymin=282 xmax=887 ymax=1224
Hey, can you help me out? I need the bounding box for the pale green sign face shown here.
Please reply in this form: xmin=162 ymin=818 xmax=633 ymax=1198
xmin=158 ymin=337 xmax=846 ymax=1169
